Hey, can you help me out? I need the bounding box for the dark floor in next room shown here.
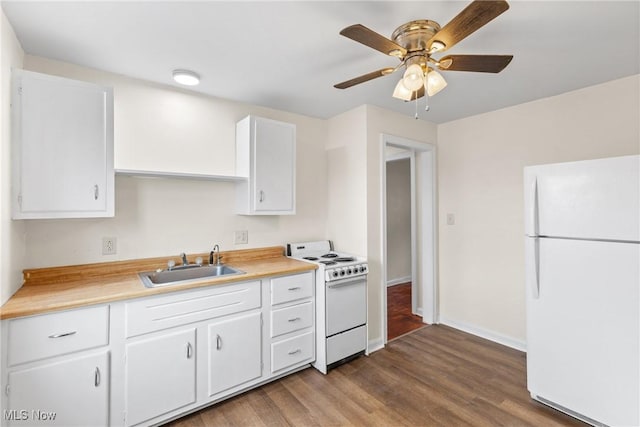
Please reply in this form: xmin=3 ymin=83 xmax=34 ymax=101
xmin=387 ymin=282 xmax=426 ymax=340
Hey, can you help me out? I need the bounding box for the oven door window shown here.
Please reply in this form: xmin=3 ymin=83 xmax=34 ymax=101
xmin=325 ymin=277 xmax=366 ymax=336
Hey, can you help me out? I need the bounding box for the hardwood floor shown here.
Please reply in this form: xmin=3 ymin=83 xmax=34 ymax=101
xmin=167 ymin=325 xmax=585 ymax=427
xmin=387 ymin=282 xmax=426 ymax=340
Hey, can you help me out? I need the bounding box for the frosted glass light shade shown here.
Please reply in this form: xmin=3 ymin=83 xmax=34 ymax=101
xmin=172 ymin=70 xmax=200 ymax=86
xmin=392 ymin=79 xmax=413 ymax=101
xmin=402 ymin=64 xmax=424 ymax=91
xmin=425 ymin=69 xmax=447 ymax=96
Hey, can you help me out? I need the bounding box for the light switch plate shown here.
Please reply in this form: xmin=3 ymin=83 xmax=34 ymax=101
xmin=234 ymin=230 xmax=248 ymax=245
xmin=446 ymin=213 xmax=455 ymax=225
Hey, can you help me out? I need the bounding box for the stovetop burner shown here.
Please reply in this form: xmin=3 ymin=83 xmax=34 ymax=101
xmin=303 ymin=256 xmax=319 ymax=261
xmin=321 ymin=253 xmax=338 ymax=258
xmin=335 ymin=257 xmax=356 ymax=263
xmin=319 ymin=260 xmax=337 ymax=266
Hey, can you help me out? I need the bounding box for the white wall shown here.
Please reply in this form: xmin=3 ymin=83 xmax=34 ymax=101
xmin=20 ymin=56 xmax=328 ymax=268
xmin=437 ymin=75 xmax=640 ymax=345
xmin=365 ymin=105 xmax=438 ymax=345
xmin=0 ymin=11 xmax=25 ymax=304
xmin=385 ymin=158 xmax=411 ymax=283
xmin=326 ymin=106 xmax=368 ymax=255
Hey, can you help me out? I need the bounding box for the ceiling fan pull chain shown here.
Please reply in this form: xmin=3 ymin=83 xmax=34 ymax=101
xmin=425 ymin=71 xmax=431 ymax=112
xmin=414 ymin=92 xmax=419 ymax=119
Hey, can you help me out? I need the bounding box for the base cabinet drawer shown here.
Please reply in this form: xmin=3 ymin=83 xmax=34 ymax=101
xmin=7 ymin=305 xmax=109 ymax=366
xmin=270 ymin=273 xmax=313 ymax=305
xmin=271 ymin=331 xmax=314 ymax=373
xmin=271 ymin=301 xmax=313 ymax=338
xmin=6 ymin=351 xmax=109 ymax=427
xmin=126 ymin=281 xmax=261 ymax=337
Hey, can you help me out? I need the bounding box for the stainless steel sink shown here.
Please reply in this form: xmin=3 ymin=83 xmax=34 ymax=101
xmin=139 ymin=265 xmax=245 ymax=288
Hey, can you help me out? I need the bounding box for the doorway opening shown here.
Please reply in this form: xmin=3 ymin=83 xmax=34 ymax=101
xmin=381 ymin=134 xmax=437 ymax=344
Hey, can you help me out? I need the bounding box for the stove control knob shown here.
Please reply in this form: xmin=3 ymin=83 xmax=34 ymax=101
xmin=339 ymin=269 xmax=345 ymax=276
xmin=346 ymin=267 xmax=352 ymax=275
xmin=332 ymin=270 xmax=339 ymax=278
xmin=360 ymin=265 xmax=367 ymax=273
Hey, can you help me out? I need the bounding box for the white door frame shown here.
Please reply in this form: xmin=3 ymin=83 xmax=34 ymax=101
xmin=380 ymin=133 xmax=438 ymax=343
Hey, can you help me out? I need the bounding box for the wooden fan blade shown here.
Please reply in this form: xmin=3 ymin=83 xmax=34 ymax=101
xmin=340 ymin=24 xmax=407 ymax=57
xmin=428 ymin=0 xmax=509 ymax=53
xmin=334 ymin=68 xmax=395 ymax=89
xmin=438 ymin=54 xmax=513 ymax=73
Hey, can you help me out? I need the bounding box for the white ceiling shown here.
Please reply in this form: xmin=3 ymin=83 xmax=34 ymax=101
xmin=2 ymin=1 xmax=639 ymax=124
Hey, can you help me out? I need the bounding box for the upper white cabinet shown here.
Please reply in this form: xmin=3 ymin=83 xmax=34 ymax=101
xmin=11 ymin=69 xmax=114 ymax=219
xmin=236 ymin=115 xmax=296 ymax=215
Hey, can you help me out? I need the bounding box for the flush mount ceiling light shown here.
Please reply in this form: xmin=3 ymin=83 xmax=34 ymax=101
xmin=172 ymin=69 xmax=200 ymax=86
xmin=333 ymin=0 xmax=514 ymax=116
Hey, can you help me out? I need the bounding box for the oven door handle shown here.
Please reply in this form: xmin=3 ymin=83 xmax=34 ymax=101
xmin=327 ymin=276 xmax=366 ymax=288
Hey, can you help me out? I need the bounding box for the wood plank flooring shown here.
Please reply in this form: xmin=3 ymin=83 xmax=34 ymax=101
xmin=387 ymin=282 xmax=426 ymax=340
xmin=167 ymin=325 xmax=586 ymax=427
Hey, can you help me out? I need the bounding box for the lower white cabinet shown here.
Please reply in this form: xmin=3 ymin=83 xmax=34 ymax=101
xmin=124 ymin=328 xmax=196 ymax=426
xmin=1 ymin=271 xmax=315 ymax=427
xmin=207 ymin=312 xmax=262 ymax=396
xmin=6 ymin=351 xmax=110 ymax=427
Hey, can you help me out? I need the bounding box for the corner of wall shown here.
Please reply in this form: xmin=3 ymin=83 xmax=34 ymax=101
xmin=1 ymin=10 xmax=26 ymax=305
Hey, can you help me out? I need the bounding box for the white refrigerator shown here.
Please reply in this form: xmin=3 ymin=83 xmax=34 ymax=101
xmin=524 ymin=155 xmax=640 ymax=426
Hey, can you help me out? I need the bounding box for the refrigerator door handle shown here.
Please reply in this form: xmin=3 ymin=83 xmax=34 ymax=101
xmin=526 ymin=236 xmax=540 ymax=299
xmin=528 ymin=177 xmax=539 ymax=237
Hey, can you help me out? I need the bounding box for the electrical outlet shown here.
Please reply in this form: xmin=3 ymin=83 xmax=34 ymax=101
xmin=102 ymin=237 xmax=117 ymax=255
xmin=234 ymin=230 xmax=248 ymax=245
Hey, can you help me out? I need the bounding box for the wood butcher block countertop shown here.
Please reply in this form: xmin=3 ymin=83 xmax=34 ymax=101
xmin=0 ymin=246 xmax=316 ymax=320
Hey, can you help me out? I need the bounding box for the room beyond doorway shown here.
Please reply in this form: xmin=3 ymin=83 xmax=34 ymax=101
xmin=387 ymin=282 xmax=426 ymax=340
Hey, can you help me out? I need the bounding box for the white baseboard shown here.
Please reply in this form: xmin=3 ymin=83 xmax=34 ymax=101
xmin=386 ymin=276 xmax=412 ymax=287
xmin=367 ymin=337 xmax=385 ymax=354
xmin=438 ymin=317 xmax=526 ymax=352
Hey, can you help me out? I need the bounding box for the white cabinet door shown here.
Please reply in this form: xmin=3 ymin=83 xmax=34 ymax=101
xmin=236 ymin=115 xmax=296 ymax=215
xmin=208 ymin=311 xmax=262 ymax=396
xmin=11 ymin=69 xmax=114 ymax=219
xmin=125 ymin=328 xmax=196 ymax=426
xmin=7 ymin=351 xmax=109 ymax=427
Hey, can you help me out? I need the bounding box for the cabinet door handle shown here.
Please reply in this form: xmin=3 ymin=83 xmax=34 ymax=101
xmin=94 ymin=367 xmax=101 ymax=387
xmin=288 ymin=349 xmax=302 ymax=355
xmin=216 ymin=334 xmax=222 ymax=350
xmin=287 ymin=286 xmax=301 ymax=291
xmin=94 ymin=184 xmax=99 ymax=200
xmin=186 ymin=342 xmax=193 ymax=359
xmin=48 ymin=331 xmax=77 ymax=339
xmin=259 ymin=190 xmax=265 ymax=203
xmin=287 ymin=317 xmax=301 ymax=322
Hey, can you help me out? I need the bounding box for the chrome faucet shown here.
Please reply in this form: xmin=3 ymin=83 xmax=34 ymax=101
xmin=209 ymin=244 xmax=223 ymax=266
xmin=180 ymin=252 xmax=189 ymax=266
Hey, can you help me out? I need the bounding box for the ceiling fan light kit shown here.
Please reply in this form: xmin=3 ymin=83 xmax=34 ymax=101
xmin=334 ymin=0 xmax=513 ymax=116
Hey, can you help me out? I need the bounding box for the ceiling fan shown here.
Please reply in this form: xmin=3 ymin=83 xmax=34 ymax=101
xmin=334 ymin=0 xmax=513 ymax=102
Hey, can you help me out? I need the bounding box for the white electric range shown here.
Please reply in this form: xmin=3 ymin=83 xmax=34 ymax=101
xmin=286 ymin=240 xmax=368 ymax=374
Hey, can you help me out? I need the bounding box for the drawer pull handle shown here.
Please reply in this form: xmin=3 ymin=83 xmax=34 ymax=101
xmin=216 ymin=334 xmax=222 ymax=350
xmin=186 ymin=342 xmax=193 ymax=359
xmin=287 ymin=317 xmax=301 ymax=322
xmin=94 ymin=367 xmax=101 ymax=387
xmin=288 ymin=349 xmax=302 ymax=355
xmin=94 ymin=184 xmax=99 ymax=200
xmin=288 ymin=287 xmax=301 ymax=291
xmin=48 ymin=331 xmax=77 ymax=339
